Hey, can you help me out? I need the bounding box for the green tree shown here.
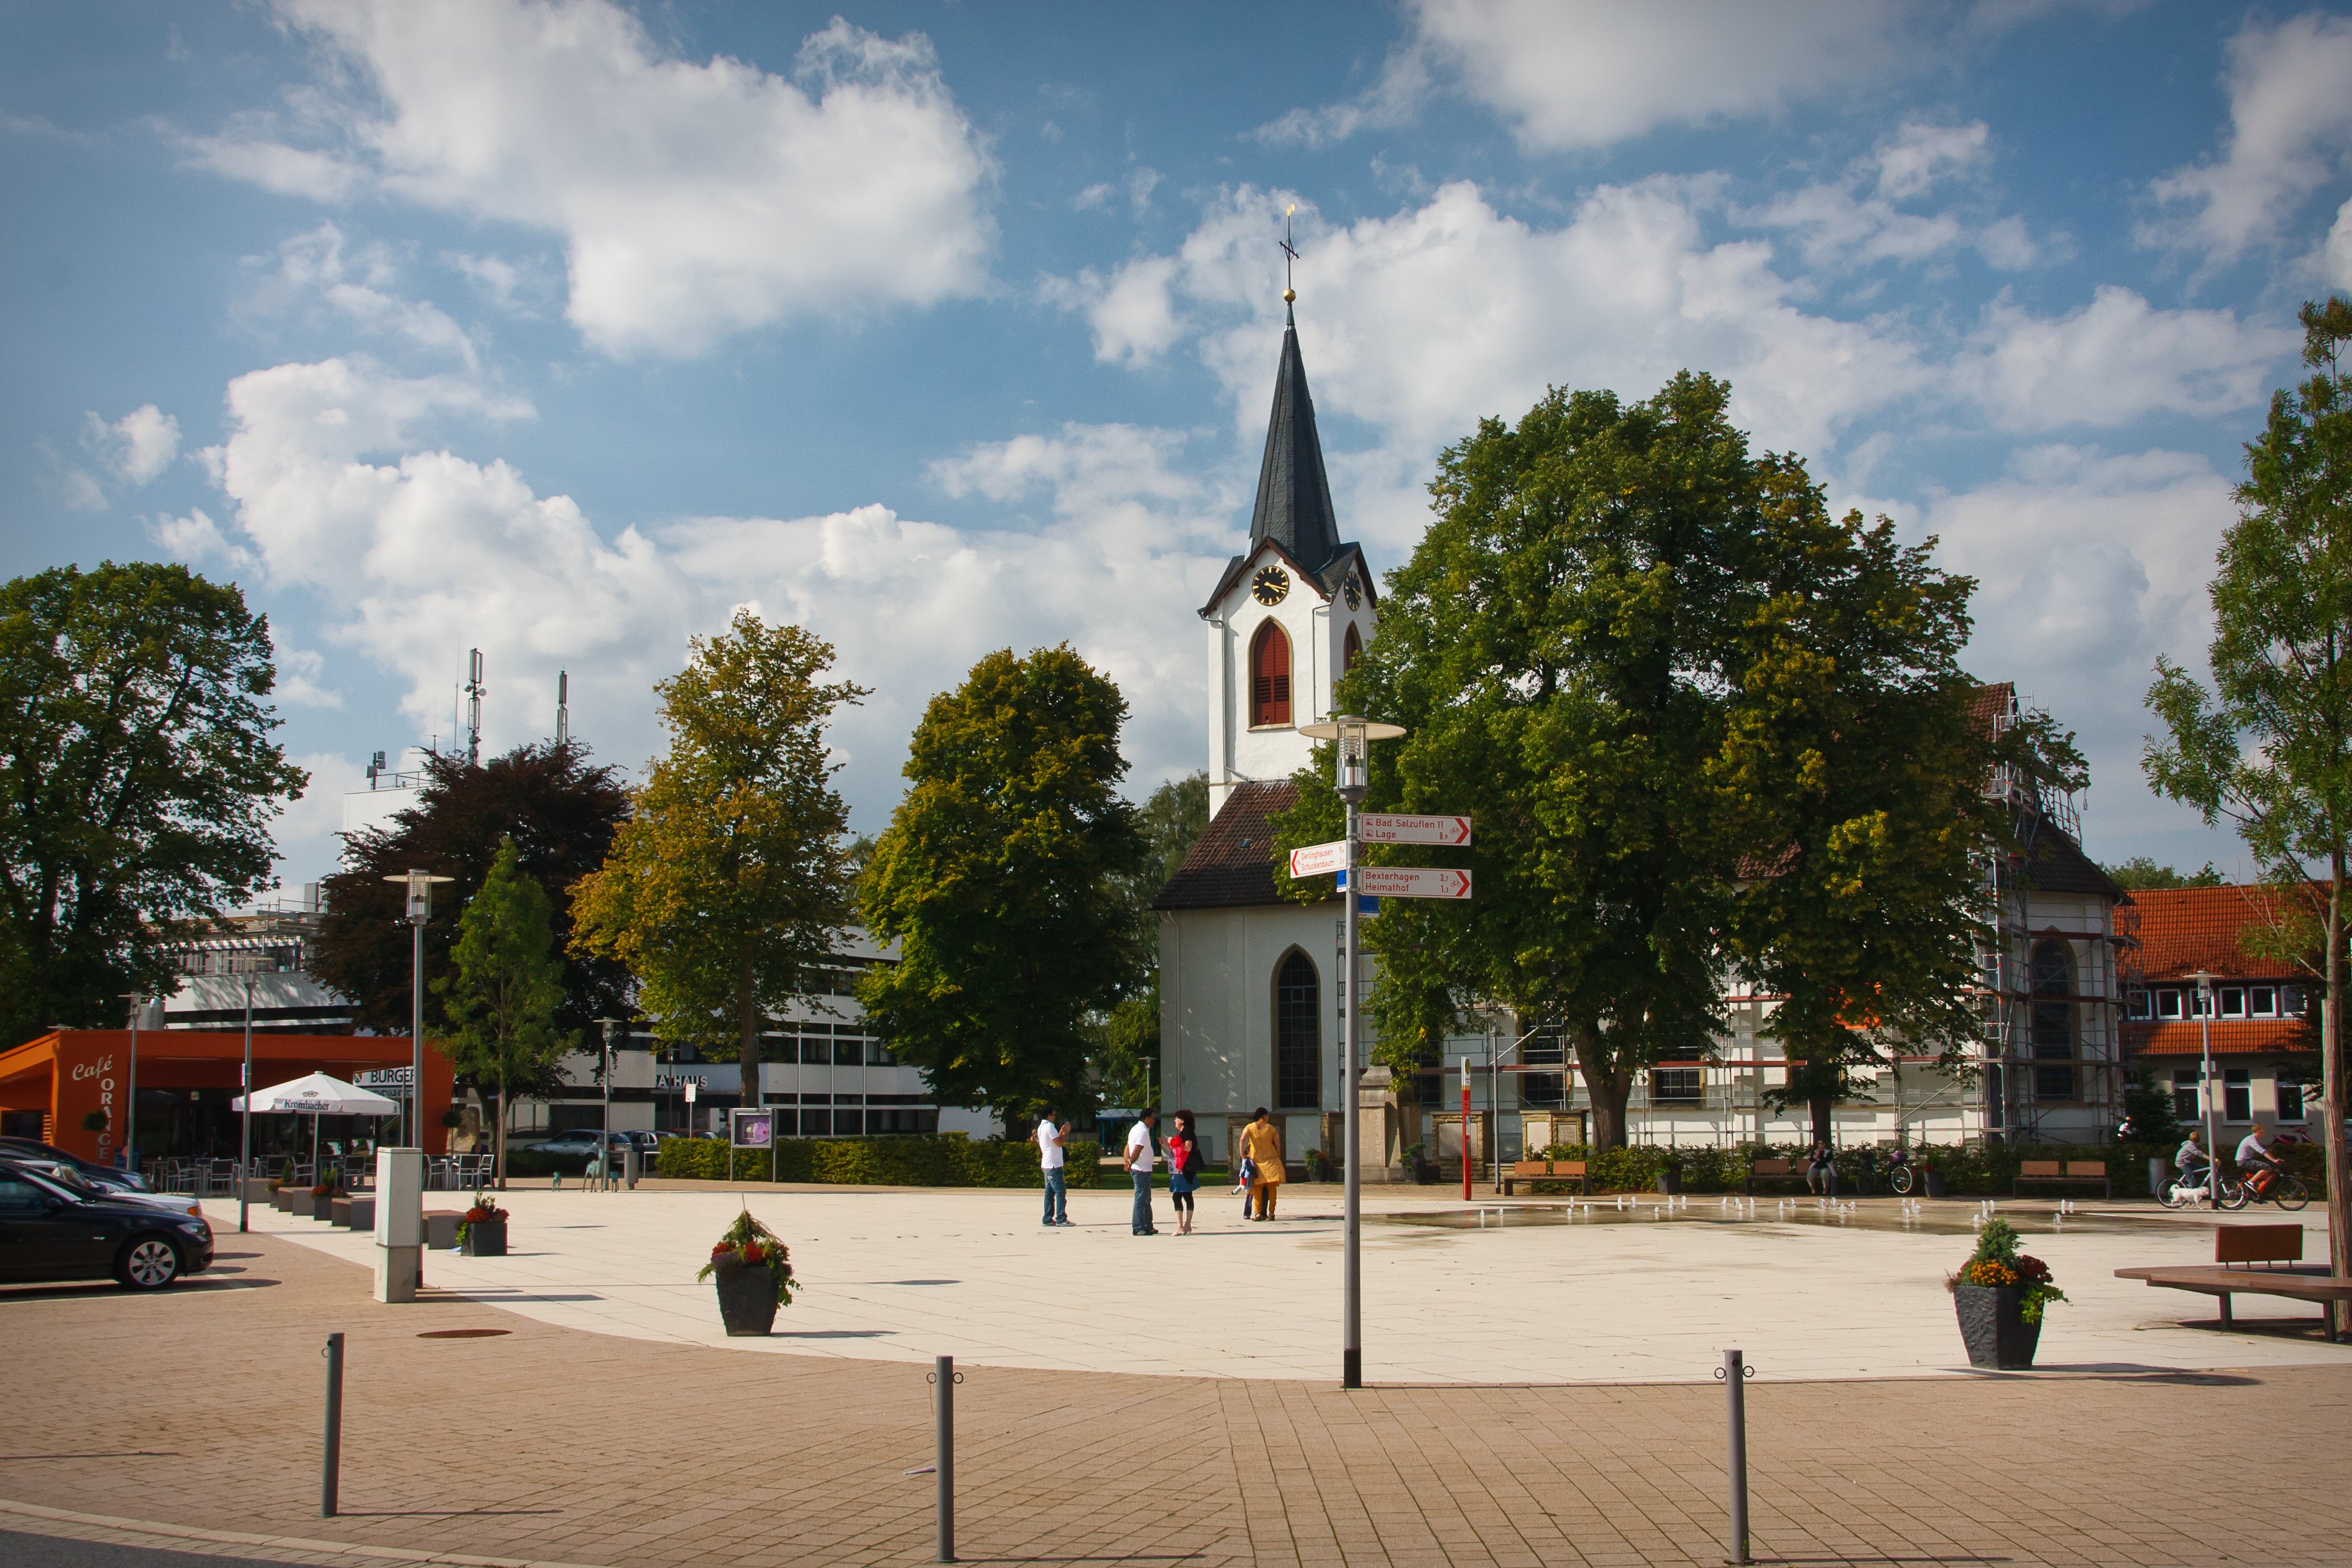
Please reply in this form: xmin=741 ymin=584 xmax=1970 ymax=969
xmin=2102 ymin=857 xmax=2227 ymax=890
xmin=2144 ymin=295 xmax=2352 ymax=1328
xmin=860 ymin=646 xmax=1147 ymax=1126
xmin=1277 ymin=377 xmax=1753 ymax=1147
xmin=0 ymin=562 xmax=306 ymax=1047
xmin=316 ymin=741 xmax=631 ymax=1036
xmin=436 ymin=840 xmax=567 ymax=1184
xmin=1716 ymin=470 xmax=2083 ymax=1146
xmin=571 ymin=612 xmax=865 ymax=1106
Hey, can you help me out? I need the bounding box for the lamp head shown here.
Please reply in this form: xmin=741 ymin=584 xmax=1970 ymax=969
xmin=1298 ymin=714 xmax=1405 ymax=804
xmin=384 ymin=868 xmax=455 ymax=924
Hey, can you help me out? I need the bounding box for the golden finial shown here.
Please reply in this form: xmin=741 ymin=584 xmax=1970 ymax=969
xmin=1280 ymin=205 xmax=1299 ymax=306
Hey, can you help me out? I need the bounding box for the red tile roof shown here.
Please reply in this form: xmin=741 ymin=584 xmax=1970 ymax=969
xmin=1153 ymin=781 xmax=1302 ymax=911
xmin=2123 ymin=886 xmax=2312 ymax=982
xmin=2124 ymin=1018 xmax=2316 ymax=1057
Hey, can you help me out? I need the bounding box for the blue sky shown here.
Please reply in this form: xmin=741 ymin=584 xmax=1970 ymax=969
xmin=7 ymin=1 xmax=2352 ymax=894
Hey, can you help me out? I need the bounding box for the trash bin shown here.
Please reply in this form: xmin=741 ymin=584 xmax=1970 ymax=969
xmin=622 ymin=1145 xmax=642 ymax=1190
xmin=2148 ymin=1155 xmax=2169 ymax=1200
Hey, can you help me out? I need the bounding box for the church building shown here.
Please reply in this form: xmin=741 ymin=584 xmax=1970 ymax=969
xmin=1152 ymin=302 xmax=1377 ymax=1169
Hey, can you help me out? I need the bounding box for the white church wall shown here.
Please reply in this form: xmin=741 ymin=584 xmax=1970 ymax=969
xmin=1205 ymin=546 xmax=1376 ymax=818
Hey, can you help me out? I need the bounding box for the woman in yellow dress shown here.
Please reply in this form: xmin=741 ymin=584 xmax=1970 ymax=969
xmin=1239 ymin=1107 xmax=1285 ymax=1221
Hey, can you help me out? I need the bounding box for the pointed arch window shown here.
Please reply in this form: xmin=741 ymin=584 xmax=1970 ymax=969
xmin=1275 ymin=949 xmax=1320 ymax=1110
xmin=1250 ymin=620 xmax=1292 ymax=727
xmin=1341 ymin=622 xmax=1362 ymax=675
xmin=2030 ymin=940 xmax=2076 ymax=1103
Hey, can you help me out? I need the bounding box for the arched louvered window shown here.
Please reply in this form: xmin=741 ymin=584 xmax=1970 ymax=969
xmin=1342 ymin=621 xmax=1362 ymax=674
xmin=1250 ymin=621 xmax=1292 ymax=727
xmin=1275 ymin=949 xmax=1320 ymax=1110
xmin=2030 ymin=940 xmax=2075 ymax=1103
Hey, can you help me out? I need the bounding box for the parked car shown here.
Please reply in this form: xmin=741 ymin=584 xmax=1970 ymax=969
xmin=1 ymin=1157 xmax=204 ymax=1219
xmin=0 ymin=1136 xmax=152 ymax=1191
xmin=0 ymin=1162 xmax=213 ymax=1289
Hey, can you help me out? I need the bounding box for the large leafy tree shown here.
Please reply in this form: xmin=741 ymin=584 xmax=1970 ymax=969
xmin=437 ymin=840 xmax=567 ymax=1183
xmin=1715 ymin=465 xmax=2082 ymax=1146
xmin=0 ymin=562 xmax=306 ymax=1047
xmin=2145 ymin=296 xmax=2352 ymax=1327
xmin=315 ymin=741 xmax=631 ymax=1035
xmin=860 ymin=646 xmax=1147 ymax=1126
xmin=571 ymin=612 xmax=864 ymax=1105
xmin=1278 ymin=377 xmax=1752 ymax=1147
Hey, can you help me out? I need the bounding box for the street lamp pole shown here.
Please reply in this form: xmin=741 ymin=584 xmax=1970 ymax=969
xmin=2190 ymin=969 xmax=2220 ymax=1205
xmin=239 ymin=971 xmax=255 ymax=1234
xmin=384 ymin=871 xmax=454 ymax=1151
xmin=1300 ymin=713 xmax=1404 ymax=1392
xmin=119 ymin=992 xmax=142 ymax=1175
xmin=595 ymin=1017 xmax=621 ymax=1189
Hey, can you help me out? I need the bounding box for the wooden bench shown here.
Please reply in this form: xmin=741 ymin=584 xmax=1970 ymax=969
xmin=1744 ymin=1158 xmax=1809 ymax=1194
xmin=2116 ymin=1224 xmax=2350 ymax=1342
xmin=1500 ymin=1158 xmax=1587 ymax=1196
xmin=2013 ymin=1158 xmax=2110 ymax=1198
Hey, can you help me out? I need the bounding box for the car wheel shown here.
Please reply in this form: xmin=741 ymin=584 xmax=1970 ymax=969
xmin=116 ymin=1234 xmax=182 ymax=1290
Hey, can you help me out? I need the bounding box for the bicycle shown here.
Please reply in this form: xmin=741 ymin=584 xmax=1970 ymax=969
xmin=2221 ymin=1167 xmax=2310 ymax=1213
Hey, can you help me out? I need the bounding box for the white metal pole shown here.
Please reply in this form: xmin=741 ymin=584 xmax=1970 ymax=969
xmin=2198 ymin=973 xmax=2219 ymax=1204
xmin=239 ymin=974 xmax=254 ymax=1233
xmin=1342 ymin=786 xmax=1362 ymax=1390
xmin=122 ymin=993 xmax=140 ymax=1175
xmin=410 ymin=915 xmax=425 ymax=1151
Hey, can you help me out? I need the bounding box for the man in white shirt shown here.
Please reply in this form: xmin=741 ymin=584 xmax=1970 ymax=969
xmin=2235 ymin=1123 xmax=2282 ymax=1196
xmin=1124 ymin=1109 xmax=1160 ymax=1236
xmin=1037 ymin=1111 xmax=1070 ymax=1227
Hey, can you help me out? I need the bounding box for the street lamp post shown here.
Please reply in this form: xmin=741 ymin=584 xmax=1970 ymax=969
xmin=382 ymin=870 xmax=454 ymax=1150
xmin=239 ymin=969 xmax=256 ymax=1234
xmin=1298 ymin=713 xmax=1405 ymax=1391
xmin=595 ymin=1018 xmax=622 ymax=1190
xmin=2189 ymin=970 xmax=2221 ymax=1204
xmin=118 ymin=992 xmax=143 ymax=1176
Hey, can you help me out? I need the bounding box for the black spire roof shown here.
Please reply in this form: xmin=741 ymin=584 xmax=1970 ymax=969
xmin=1246 ymin=309 xmax=1342 ymax=573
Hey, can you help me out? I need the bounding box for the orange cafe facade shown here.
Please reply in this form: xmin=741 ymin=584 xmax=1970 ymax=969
xmin=0 ymin=1030 xmax=454 ymax=1165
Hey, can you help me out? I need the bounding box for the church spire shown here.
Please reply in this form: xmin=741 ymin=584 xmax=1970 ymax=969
xmin=1247 ymin=208 xmax=1341 ymax=572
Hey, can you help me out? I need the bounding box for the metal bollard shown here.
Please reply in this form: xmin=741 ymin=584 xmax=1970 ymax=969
xmin=932 ymin=1354 xmax=959 ymax=1563
xmin=321 ymin=1332 xmax=345 ymax=1518
xmin=1716 ymin=1349 xmax=1752 ymax=1565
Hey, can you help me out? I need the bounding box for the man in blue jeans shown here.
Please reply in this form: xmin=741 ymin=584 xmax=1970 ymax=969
xmin=1036 ymin=1109 xmax=1070 ymax=1226
xmin=1124 ymin=1109 xmax=1160 ymax=1235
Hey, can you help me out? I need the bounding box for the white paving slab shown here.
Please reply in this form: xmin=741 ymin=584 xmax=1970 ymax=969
xmin=208 ymin=1185 xmax=2352 ymax=1384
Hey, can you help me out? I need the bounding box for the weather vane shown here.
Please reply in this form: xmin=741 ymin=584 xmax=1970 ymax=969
xmin=1280 ymin=204 xmax=1298 ymax=305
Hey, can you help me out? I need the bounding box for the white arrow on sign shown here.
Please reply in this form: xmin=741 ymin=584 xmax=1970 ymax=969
xmin=1357 ymin=812 xmax=1472 ymax=846
xmin=1348 ymin=865 xmax=1473 ymax=900
xmin=1289 ymin=839 xmax=1349 ymax=878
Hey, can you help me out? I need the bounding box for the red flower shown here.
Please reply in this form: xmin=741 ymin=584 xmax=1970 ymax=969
xmin=742 ymin=1244 xmax=766 ymax=1264
xmin=2016 ymin=1255 xmax=2052 ymax=1284
xmin=711 ymin=1242 xmax=732 ymax=1258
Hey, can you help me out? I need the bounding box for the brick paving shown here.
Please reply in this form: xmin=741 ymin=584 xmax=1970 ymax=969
xmin=4 ymin=1234 xmax=2350 ymax=1566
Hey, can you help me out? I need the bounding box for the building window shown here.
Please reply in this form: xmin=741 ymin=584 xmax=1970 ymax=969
xmin=800 ymin=1034 xmax=830 ymax=1065
xmin=2156 ymin=989 xmax=2182 ymax=1020
xmin=1651 ymin=1067 xmax=1703 ymax=1104
xmin=2249 ymin=986 xmax=2277 ymax=1018
xmin=2223 ymin=1068 xmax=2251 ymax=1124
xmin=1985 ymin=1064 xmax=2004 ymax=1128
xmin=1520 ymin=1073 xmax=1564 ymax=1108
xmin=834 ymin=1035 xmax=862 ymax=1066
xmin=1274 ymin=950 xmax=1320 ymax=1110
xmin=1342 ymin=621 xmax=1362 ymax=675
xmin=1250 ymin=621 xmax=1293 ymax=727
xmin=2220 ymin=987 xmax=2246 ymax=1019
xmin=2030 ymin=940 xmax=2075 ymax=1102
xmin=2283 ymin=986 xmax=2308 ymax=1016
xmin=2172 ymin=1070 xmax=2199 ymax=1121
xmin=2277 ymin=1073 xmax=2309 ymax=1122
xmin=2126 ymin=989 xmax=2151 ymax=1020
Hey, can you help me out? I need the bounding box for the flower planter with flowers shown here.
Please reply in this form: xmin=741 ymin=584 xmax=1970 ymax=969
xmin=310 ymin=1180 xmax=347 ymax=1222
xmin=698 ymin=1211 xmax=798 ymax=1336
xmin=457 ymin=1194 xmax=508 ymax=1257
xmin=1949 ymin=1218 xmax=2065 ymax=1369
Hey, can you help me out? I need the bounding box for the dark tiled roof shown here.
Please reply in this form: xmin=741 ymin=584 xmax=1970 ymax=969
xmin=1248 ymin=314 xmax=1342 ymax=574
xmin=2018 ymin=817 xmax=2124 ymax=901
xmin=1152 ymin=780 xmax=1301 ymax=911
xmin=1967 ymin=681 xmax=2016 ymax=736
xmin=2125 ymin=1018 xmax=2315 ymax=1057
xmin=2123 ymin=886 xmax=2311 ymax=981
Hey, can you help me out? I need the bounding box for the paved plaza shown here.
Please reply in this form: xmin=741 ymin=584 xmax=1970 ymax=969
xmin=4 ymin=1186 xmax=2351 ymax=1567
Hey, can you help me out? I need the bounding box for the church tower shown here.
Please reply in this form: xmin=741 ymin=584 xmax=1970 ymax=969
xmin=1200 ymin=302 xmax=1376 ymax=818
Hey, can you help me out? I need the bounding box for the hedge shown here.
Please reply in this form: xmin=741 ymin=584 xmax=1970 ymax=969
xmin=1530 ymin=1138 xmax=2336 ymax=1198
xmin=649 ymin=1134 xmax=1103 ymax=1189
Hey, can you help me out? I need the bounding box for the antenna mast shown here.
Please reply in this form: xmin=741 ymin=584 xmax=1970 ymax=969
xmin=465 ymin=648 xmax=485 ymax=767
xmin=556 ymin=670 xmax=570 ymax=746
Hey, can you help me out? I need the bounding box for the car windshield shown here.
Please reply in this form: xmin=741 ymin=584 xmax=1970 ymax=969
xmin=2 ymin=1163 xmax=79 ymax=1203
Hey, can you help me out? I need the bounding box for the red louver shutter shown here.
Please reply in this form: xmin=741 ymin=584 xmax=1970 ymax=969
xmin=1251 ymin=623 xmax=1292 ymax=726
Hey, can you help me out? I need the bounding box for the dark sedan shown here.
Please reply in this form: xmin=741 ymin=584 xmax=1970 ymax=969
xmin=0 ymin=1160 xmax=213 ymax=1289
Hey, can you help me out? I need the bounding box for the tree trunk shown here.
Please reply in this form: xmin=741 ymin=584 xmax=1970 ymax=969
xmin=1576 ymin=1035 xmax=1633 ymax=1149
xmin=1811 ymin=1093 xmax=1835 ymax=1150
xmin=2326 ymin=855 xmax=2348 ymax=1339
xmin=494 ymin=1079 xmax=508 ymax=1191
xmin=737 ymin=956 xmax=763 ymax=1110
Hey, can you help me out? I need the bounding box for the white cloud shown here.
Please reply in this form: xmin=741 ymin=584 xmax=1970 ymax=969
xmin=1736 ymin=121 xmax=2041 ymax=272
xmin=1954 ymin=286 xmax=2295 ymax=429
xmin=188 ymin=1 xmax=995 ymax=359
xmin=1049 ymin=255 xmax=1184 ymax=367
xmin=2146 ymin=11 xmax=2352 ymax=265
xmin=149 ymin=506 xmax=256 ymax=571
xmin=1266 ymin=0 xmax=1910 ymax=152
xmin=81 ymin=405 xmax=182 ymax=485
xmin=257 ymin=222 xmax=477 ymax=365
xmin=2327 ymin=195 xmax=2352 ymax=290
xmin=273 ymin=646 xmax=344 ymax=708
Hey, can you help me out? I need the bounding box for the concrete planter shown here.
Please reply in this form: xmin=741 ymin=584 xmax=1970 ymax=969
xmin=272 ymin=1188 xmax=295 ymax=1212
xmin=1954 ymin=1285 xmax=2042 ymax=1369
xmin=342 ymin=1197 xmax=375 ymax=1231
xmin=1656 ymin=1168 xmax=1683 ymax=1195
xmin=460 ymin=1217 xmax=507 ymax=1257
xmin=290 ymin=1190 xmax=316 ymax=1217
xmin=714 ymin=1261 xmax=780 ymax=1336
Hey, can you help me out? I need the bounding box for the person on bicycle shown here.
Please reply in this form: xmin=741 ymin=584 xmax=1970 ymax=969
xmin=2174 ymin=1130 xmax=2210 ymax=1190
xmin=2235 ymin=1124 xmax=2282 ymax=1196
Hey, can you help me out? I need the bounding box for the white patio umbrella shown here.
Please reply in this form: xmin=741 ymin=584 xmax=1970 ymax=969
xmin=232 ymin=1073 xmax=400 ymax=1175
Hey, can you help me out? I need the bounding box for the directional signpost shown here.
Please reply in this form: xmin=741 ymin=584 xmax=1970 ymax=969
xmin=1296 ymin=717 xmax=1468 ymax=1391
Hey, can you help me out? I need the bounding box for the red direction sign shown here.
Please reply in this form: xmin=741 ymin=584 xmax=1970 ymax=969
xmin=1358 ymin=813 xmax=1472 ymax=846
xmin=1289 ymin=840 xmax=1348 ymax=878
xmin=1346 ymin=865 xmax=1472 ymax=901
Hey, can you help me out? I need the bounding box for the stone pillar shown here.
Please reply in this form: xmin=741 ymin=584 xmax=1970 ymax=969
xmin=372 ymin=1146 xmax=423 ymax=1303
xmin=1359 ymin=1065 xmax=1402 ymax=1183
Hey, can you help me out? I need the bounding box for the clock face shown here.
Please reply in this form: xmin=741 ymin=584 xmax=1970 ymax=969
xmin=1343 ymin=572 xmax=1362 ymax=610
xmin=1251 ymin=565 xmax=1290 ymax=607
